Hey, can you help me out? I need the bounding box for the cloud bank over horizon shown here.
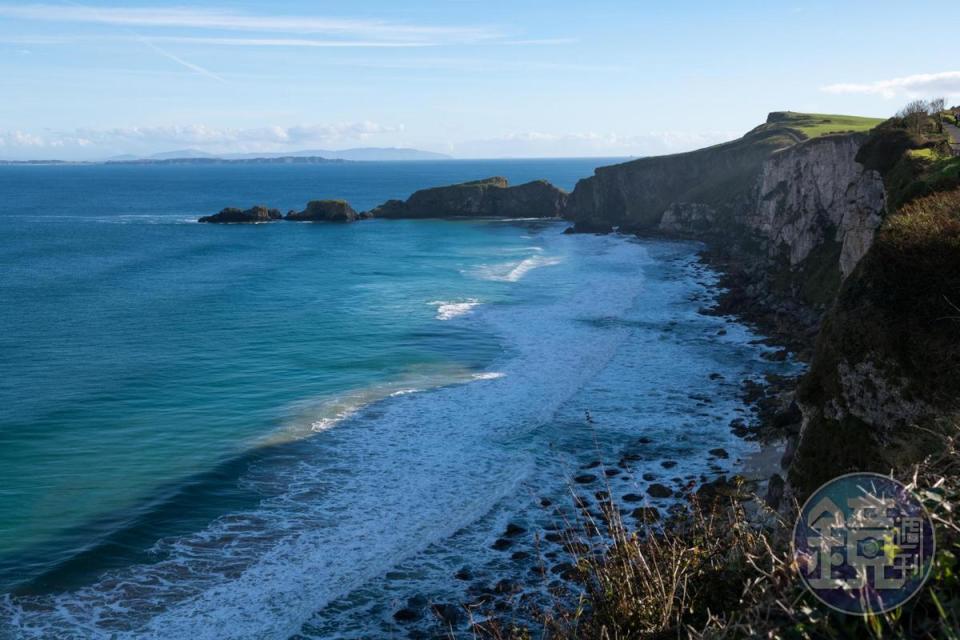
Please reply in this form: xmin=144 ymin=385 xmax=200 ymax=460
xmin=0 ymin=123 xmax=740 ymax=160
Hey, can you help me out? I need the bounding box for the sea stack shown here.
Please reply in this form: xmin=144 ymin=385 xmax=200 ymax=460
xmin=285 ymin=200 xmax=360 ymax=222
xmin=366 ymin=177 xmax=567 ymax=219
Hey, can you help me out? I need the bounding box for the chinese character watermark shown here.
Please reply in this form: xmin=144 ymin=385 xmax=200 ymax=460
xmin=793 ymin=472 xmax=935 ymax=615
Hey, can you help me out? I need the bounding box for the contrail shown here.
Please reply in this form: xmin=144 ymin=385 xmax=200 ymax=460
xmin=136 ymin=35 xmax=226 ymax=83
xmin=61 ymin=0 xmax=227 ymax=83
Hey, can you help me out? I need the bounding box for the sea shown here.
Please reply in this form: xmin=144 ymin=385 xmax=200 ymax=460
xmin=0 ymin=159 xmax=793 ymax=639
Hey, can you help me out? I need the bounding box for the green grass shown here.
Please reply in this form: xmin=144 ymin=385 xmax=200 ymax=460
xmin=908 ymin=147 xmax=939 ymax=160
xmin=774 ymin=111 xmax=886 ymax=139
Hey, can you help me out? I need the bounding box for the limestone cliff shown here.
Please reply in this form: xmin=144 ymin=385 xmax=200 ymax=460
xmin=565 ymin=115 xmax=806 ymax=231
xmin=749 ymin=134 xmax=886 ymax=280
xmin=367 ymin=177 xmax=567 ymax=219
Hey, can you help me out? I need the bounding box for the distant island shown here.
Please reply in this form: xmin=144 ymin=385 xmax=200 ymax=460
xmin=0 ymin=146 xmax=453 ymax=165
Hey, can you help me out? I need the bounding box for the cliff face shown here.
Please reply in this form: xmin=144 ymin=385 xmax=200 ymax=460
xmin=749 ymin=134 xmax=886 ymax=280
xmin=565 ymin=116 xmax=805 ymax=231
xmin=790 ymin=189 xmax=960 ymax=492
xmin=562 ymin=113 xmax=960 ymax=497
xmin=368 ymin=177 xmax=567 ymax=219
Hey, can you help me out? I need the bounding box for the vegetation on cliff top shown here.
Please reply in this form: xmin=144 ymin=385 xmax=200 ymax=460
xmin=768 ymin=111 xmax=885 ymax=139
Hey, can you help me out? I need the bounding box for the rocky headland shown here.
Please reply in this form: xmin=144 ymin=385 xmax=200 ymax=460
xmin=562 ymin=110 xmax=960 ymax=496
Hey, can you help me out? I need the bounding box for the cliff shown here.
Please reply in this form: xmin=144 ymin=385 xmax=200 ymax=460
xmin=749 ymin=134 xmax=886 ymax=280
xmin=563 ymin=110 xmax=960 ymax=497
xmin=564 ymin=114 xmax=807 ymax=232
xmin=367 ymin=177 xmax=567 ymax=219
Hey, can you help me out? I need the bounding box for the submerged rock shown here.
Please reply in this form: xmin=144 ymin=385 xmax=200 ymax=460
xmin=285 ymin=199 xmax=359 ymax=222
xmin=198 ymin=205 xmax=282 ymax=223
xmin=646 ymin=483 xmax=673 ymax=498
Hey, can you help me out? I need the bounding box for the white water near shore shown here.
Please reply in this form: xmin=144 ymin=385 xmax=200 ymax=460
xmin=0 ymin=230 xmax=794 ymax=640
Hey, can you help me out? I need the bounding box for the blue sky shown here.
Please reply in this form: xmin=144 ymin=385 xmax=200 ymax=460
xmin=1 ymin=0 xmax=959 ymax=159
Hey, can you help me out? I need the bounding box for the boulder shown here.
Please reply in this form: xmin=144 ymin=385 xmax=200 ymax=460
xmin=285 ymin=199 xmax=358 ymax=222
xmin=198 ymin=205 xmax=282 ymax=223
xmin=646 ymin=483 xmax=673 ymax=498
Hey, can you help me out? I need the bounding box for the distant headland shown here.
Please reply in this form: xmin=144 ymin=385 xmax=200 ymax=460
xmin=0 ymin=146 xmax=452 ymax=165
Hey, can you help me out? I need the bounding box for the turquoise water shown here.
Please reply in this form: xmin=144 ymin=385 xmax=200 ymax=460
xmin=0 ymin=160 xmax=791 ymax=639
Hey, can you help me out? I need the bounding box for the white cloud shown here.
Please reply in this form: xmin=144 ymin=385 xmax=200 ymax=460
xmin=0 ymin=122 xmax=406 ymax=158
xmin=147 ymin=36 xmax=439 ymax=49
xmin=0 ymin=4 xmax=499 ymax=44
xmin=821 ymin=71 xmax=960 ymax=99
xmin=451 ymin=130 xmax=739 ymax=158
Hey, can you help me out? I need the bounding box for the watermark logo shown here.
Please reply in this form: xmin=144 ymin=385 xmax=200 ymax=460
xmin=793 ymin=472 xmax=935 ymax=615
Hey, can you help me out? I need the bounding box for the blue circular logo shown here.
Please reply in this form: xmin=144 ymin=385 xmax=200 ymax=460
xmin=793 ymin=472 xmax=935 ymax=615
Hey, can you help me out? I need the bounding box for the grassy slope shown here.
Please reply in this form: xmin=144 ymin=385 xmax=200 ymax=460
xmin=770 ymin=111 xmax=885 ymax=139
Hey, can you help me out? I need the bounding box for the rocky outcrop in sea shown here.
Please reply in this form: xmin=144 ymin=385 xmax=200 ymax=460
xmin=285 ymin=200 xmax=360 ymax=222
xmin=198 ymin=205 xmax=283 ymax=223
xmin=366 ymin=177 xmax=568 ymax=219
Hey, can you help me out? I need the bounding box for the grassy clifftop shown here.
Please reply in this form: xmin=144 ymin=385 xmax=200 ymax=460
xmin=767 ymin=111 xmax=885 ymax=139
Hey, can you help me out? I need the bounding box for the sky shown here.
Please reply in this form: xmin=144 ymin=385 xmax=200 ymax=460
xmin=1 ymin=0 xmax=960 ymax=160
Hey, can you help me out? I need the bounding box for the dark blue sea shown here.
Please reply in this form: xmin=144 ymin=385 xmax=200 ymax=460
xmin=0 ymin=160 xmax=791 ymax=638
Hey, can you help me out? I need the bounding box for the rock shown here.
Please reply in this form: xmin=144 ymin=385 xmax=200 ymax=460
xmin=504 ymin=523 xmax=526 ymax=537
xmin=583 ymin=460 xmax=602 ymax=469
xmin=431 ymin=603 xmax=464 ymax=626
xmin=198 ymin=205 xmax=282 ymax=223
xmin=539 ymin=497 xmax=552 ymax=507
xmin=574 ymin=474 xmax=597 ymax=484
xmin=709 ymin=372 xmax=724 ymax=380
xmin=646 ymin=483 xmax=673 ymax=498
xmin=393 ymin=608 xmax=422 ymax=623
xmin=511 ymin=550 xmax=529 ymax=561
xmin=658 ymin=202 xmax=718 ymax=234
xmin=631 ymin=507 xmax=660 ymax=521
xmin=708 ymin=448 xmax=729 ymax=459
xmin=622 ymin=493 xmax=643 ymax=502
xmin=494 ymin=579 xmax=520 ymax=594
xmin=604 ymin=468 xmax=621 ymax=477
xmin=491 ymin=538 xmax=512 ymax=551
xmin=765 ymin=473 xmax=785 ymax=509
xmin=285 ymin=199 xmax=358 ymax=222
xmin=563 ymin=220 xmax=613 ymax=234
xmin=642 ymin=472 xmax=657 ymax=481
xmin=660 ymin=460 xmax=677 ymax=469
xmin=454 ymin=566 xmax=472 ymax=581
xmin=366 ymin=177 xmax=567 ymax=219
